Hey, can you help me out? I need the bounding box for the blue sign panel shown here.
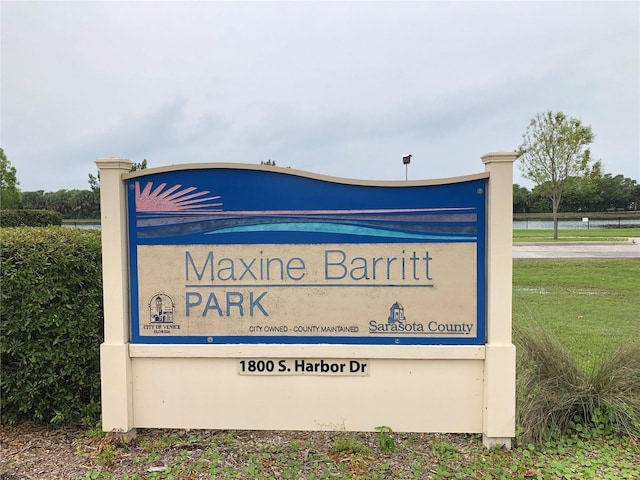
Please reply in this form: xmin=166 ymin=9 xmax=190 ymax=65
xmin=127 ymin=166 xmax=487 ymax=345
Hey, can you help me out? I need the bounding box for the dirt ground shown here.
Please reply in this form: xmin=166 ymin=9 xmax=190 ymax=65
xmin=2 ymin=423 xmax=91 ymax=479
xmin=0 ymin=422 xmax=464 ymax=479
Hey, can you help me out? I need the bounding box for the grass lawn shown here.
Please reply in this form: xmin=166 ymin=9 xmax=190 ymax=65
xmin=513 ymin=259 xmax=640 ymax=368
xmin=513 ymin=227 xmax=640 ymax=242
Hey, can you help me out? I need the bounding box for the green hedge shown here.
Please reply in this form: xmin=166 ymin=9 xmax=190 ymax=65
xmin=0 ymin=209 xmax=62 ymax=227
xmin=0 ymin=227 xmax=103 ymax=425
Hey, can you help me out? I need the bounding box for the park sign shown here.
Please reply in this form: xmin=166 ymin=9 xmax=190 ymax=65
xmin=98 ymin=153 xmax=517 ymax=449
xmin=127 ymin=165 xmax=486 ymax=346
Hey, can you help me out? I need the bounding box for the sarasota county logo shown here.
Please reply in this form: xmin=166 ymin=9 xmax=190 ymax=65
xmin=388 ymin=301 xmax=406 ymax=324
xmin=368 ymin=301 xmax=425 ymax=334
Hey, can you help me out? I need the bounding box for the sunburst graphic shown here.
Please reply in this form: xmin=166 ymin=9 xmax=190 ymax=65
xmin=135 ymin=181 xmax=223 ymax=214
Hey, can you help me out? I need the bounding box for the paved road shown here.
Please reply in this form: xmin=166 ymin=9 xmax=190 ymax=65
xmin=513 ymin=239 xmax=640 ymax=259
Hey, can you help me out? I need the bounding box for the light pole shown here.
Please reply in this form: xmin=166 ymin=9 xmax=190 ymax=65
xmin=402 ymin=154 xmax=412 ymax=181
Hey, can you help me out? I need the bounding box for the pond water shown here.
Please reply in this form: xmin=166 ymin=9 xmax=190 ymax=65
xmin=63 ymin=223 xmax=101 ymax=230
xmin=513 ymin=218 xmax=638 ymax=230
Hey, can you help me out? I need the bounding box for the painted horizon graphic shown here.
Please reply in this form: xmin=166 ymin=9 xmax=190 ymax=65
xmin=130 ymin=169 xmax=484 ymax=245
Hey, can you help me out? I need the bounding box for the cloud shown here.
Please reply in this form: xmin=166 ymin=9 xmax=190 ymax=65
xmin=2 ymin=0 xmax=638 ymax=191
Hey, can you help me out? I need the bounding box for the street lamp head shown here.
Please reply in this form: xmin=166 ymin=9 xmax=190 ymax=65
xmin=402 ymin=154 xmax=412 ymax=165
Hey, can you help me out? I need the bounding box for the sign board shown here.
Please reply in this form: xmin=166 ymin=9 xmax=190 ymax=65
xmin=126 ymin=167 xmax=486 ymax=345
xmin=98 ymin=154 xmax=516 ymax=449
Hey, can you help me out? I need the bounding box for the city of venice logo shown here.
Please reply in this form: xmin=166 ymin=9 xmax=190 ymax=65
xmin=149 ymin=293 xmax=175 ymax=324
xmin=368 ymin=301 xmax=425 ymax=334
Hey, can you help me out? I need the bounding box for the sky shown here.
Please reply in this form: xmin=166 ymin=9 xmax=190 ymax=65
xmin=1 ymin=1 xmax=639 ymax=193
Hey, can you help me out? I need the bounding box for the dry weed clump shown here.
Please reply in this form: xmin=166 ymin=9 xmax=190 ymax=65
xmin=515 ymin=323 xmax=640 ymax=443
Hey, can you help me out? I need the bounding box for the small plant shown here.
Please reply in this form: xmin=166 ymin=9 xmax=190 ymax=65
xmin=374 ymin=425 xmax=396 ymax=452
xmin=94 ymin=444 xmax=118 ymax=465
xmin=428 ymin=439 xmax=461 ymax=460
xmin=333 ymin=435 xmax=371 ymax=454
xmin=78 ymin=472 xmax=101 ymax=480
xmin=85 ymin=420 xmax=105 ymax=439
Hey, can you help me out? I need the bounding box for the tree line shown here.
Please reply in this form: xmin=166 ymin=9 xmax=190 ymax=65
xmin=19 ymin=189 xmax=100 ymax=219
xmin=514 ymin=163 xmax=640 ymax=214
xmin=0 ymin=154 xmax=147 ymax=218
